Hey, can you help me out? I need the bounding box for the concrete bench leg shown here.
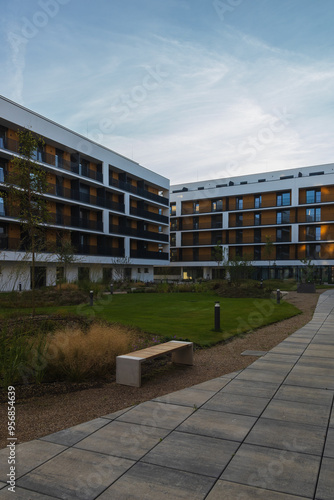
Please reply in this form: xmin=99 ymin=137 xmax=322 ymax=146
xmin=170 ymin=341 xmax=193 ymax=365
xmin=116 ymin=356 xmax=143 ymax=387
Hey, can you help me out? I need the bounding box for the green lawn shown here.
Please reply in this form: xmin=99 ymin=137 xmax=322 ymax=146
xmin=0 ymin=292 xmax=301 ymax=346
xmin=76 ymin=292 xmax=300 ymax=346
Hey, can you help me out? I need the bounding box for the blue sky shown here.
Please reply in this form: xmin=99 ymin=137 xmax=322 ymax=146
xmin=1 ymin=0 xmax=334 ymax=184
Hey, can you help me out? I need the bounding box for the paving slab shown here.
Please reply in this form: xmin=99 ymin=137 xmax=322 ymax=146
xmin=153 ymin=387 xmax=216 ymax=407
xmin=202 ymin=392 xmax=270 ymax=417
xmin=323 ymin=427 xmax=334 ymax=458
xmin=101 ymin=406 xmax=135 ymax=420
xmin=98 ymin=461 xmax=215 ymax=499
xmin=115 ymin=401 xmax=194 ymax=429
xmin=221 ymin=443 xmax=321 ymax=498
xmin=0 ymin=487 xmax=58 ymax=499
xmin=315 ymin=457 xmax=334 ymax=500
xmin=274 ymin=384 xmax=334 ymax=406
xmin=40 ymin=417 xmax=109 ymax=446
xmin=190 ymin=377 xmax=231 ymax=392
xmin=141 ymin=430 xmax=239 ymax=477
xmin=245 ymin=417 xmax=326 ymax=455
xmin=178 ymin=408 xmax=257 ymax=442
xmin=206 ymin=480 xmax=308 ymax=500
xmin=241 ymin=350 xmax=267 ymax=356
xmin=261 ymin=399 xmax=331 ymax=427
xmin=74 ymin=420 xmax=170 ymax=460
xmin=0 ymin=440 xmax=66 ymax=481
xmin=17 ymin=447 xmax=134 ymax=500
xmin=219 ymin=378 xmax=280 ymax=398
xmin=235 ymin=368 xmax=287 ymax=384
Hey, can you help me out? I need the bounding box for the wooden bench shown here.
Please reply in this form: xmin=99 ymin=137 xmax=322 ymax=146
xmin=116 ymin=340 xmax=193 ymax=387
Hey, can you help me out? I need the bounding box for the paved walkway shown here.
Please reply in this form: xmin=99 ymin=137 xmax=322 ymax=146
xmin=1 ymin=290 xmax=334 ymax=499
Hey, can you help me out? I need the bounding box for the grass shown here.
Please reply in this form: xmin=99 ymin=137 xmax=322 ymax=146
xmin=76 ymin=292 xmax=301 ymax=346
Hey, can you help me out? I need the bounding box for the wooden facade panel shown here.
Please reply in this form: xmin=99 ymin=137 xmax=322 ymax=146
xmin=182 ymin=201 xmax=193 ymax=215
xmin=182 ymin=218 xmax=193 ymax=230
xmin=199 ymin=199 xmax=211 ymax=213
xmin=322 ymin=205 xmax=334 ymax=222
xmin=229 ymin=213 xmax=236 ymax=227
xmin=199 ymin=248 xmax=212 ymax=260
xmin=322 ymin=243 xmax=334 ymax=259
xmin=321 ymin=185 xmax=334 ymax=202
xmin=243 ymin=213 xmax=254 ymax=226
xmin=182 ymin=233 xmax=193 ymax=246
xmin=199 ymin=215 xmax=211 ymax=228
xmin=228 ymin=197 xmax=236 ymax=211
xmin=243 ymin=229 xmax=253 ymax=244
xmin=261 ymin=192 xmax=277 ymax=208
xmin=243 ymin=195 xmax=254 ymax=210
xmin=322 ymin=224 xmax=334 ymax=240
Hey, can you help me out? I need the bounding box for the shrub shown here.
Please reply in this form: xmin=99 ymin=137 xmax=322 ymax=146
xmin=44 ymin=323 xmax=134 ymax=382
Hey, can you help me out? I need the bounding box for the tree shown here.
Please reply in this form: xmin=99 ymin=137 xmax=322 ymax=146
xmin=212 ymin=241 xmax=225 ymax=267
xmin=54 ymin=232 xmax=80 ymax=288
xmin=300 ymin=258 xmax=315 ymax=283
xmin=111 ymin=257 xmax=132 ymax=282
xmin=264 ymin=234 xmax=275 ymax=278
xmin=5 ymin=129 xmax=49 ymax=314
xmin=226 ymin=255 xmax=254 ymax=287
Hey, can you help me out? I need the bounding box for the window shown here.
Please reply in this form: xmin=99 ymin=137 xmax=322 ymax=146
xmin=306 ymin=208 xmax=321 ymax=222
xmin=211 ymin=214 xmax=222 ymax=228
xmin=171 ymin=249 xmax=177 ymax=262
xmin=55 ymin=149 xmax=64 ymax=168
xmin=276 ymin=210 xmax=290 ymax=224
xmin=138 ymin=268 xmax=141 ymax=273
xmin=159 ymin=226 xmax=162 ymax=233
xmin=254 ymin=246 xmax=261 ymax=260
xmin=277 ymin=192 xmax=290 ymax=206
xmin=170 ymin=233 xmax=176 ymax=246
xmin=56 ymin=204 xmax=63 ymax=225
xmin=0 ymin=162 xmax=6 ymax=182
xmin=0 ymin=195 xmax=5 ymax=216
xmin=254 ymin=195 xmax=262 ymax=209
xmin=236 ymin=246 xmax=243 ymax=258
xmin=144 ymin=268 xmax=149 ymax=273
xmin=306 ymin=244 xmax=321 ymax=260
xmin=0 ymin=127 xmax=6 ymax=149
xmin=193 ymin=232 xmax=199 ymax=245
xmin=236 ymin=229 xmax=243 ymax=244
xmin=211 ymin=199 xmax=223 ymax=212
xmin=79 ymin=159 xmax=89 ymax=176
xmin=306 ymin=189 xmax=321 ymax=204
xmin=79 ymin=184 xmax=90 ymax=203
xmin=78 ymin=267 xmax=89 ymax=281
xmin=276 ymin=227 xmax=290 ymax=242
xmin=193 ymin=216 xmax=199 ymax=230
xmin=254 ymin=212 xmax=261 ymax=226
xmin=193 ymin=201 xmax=199 ymax=213
xmin=276 ymin=245 xmax=290 ymax=260
xmin=236 ymin=197 xmax=243 ymax=210
xmin=236 ymin=214 xmax=243 ymax=227
xmin=32 ymin=145 xmax=44 ymax=162
xmin=306 ymin=226 xmax=321 ymax=241
xmin=170 ymin=203 xmax=176 ymax=215
xmin=171 ymin=220 xmax=178 ymax=231
xmin=254 ymin=228 xmax=261 ymax=243
xmin=56 ymin=176 xmax=64 ymax=197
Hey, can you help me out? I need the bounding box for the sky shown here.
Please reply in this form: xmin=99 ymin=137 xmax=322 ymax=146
xmin=1 ymin=0 xmax=334 ymax=185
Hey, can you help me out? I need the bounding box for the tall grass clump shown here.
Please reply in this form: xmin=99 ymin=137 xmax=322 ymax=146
xmin=45 ymin=323 xmax=134 ymax=382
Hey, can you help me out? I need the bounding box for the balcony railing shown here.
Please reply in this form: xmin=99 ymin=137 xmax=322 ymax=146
xmin=109 ymin=224 xmax=168 ymax=242
xmin=109 ymin=177 xmax=169 ymax=206
xmin=49 ymin=213 xmax=103 ymax=232
xmin=47 ymin=185 xmax=125 ymax=212
xmin=130 ymin=249 xmax=169 ymax=260
xmin=73 ymin=245 xmax=125 ymax=257
xmin=2 ymin=138 xmax=103 ymax=183
xmin=130 ymin=207 xmax=169 ymax=224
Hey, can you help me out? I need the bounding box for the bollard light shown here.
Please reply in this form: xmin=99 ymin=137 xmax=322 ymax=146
xmin=215 ymin=301 xmax=221 ymax=331
xmin=90 ymin=290 xmax=94 ymax=306
xmin=277 ymin=288 xmax=280 ymax=304
xmin=110 ymin=283 xmax=113 ymax=295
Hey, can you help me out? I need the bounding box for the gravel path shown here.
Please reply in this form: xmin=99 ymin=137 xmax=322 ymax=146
xmin=0 ymin=291 xmax=323 ymax=449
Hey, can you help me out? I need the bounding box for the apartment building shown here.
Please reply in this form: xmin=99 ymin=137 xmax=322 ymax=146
xmin=0 ymin=96 xmax=169 ymax=291
xmin=168 ymin=165 xmax=334 ymax=283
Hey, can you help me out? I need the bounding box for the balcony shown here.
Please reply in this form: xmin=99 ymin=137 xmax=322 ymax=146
xmin=109 ymin=177 xmax=169 ymax=206
xmin=1 ymin=138 xmax=103 ymax=183
xmin=50 ymin=213 xmax=103 ymax=232
xmin=130 ymin=250 xmax=169 ymax=260
xmin=109 ymin=224 xmax=168 ymax=242
xmin=48 ymin=185 xmax=125 ymax=212
xmin=73 ymin=245 xmax=125 ymax=257
xmin=130 ymin=207 xmax=169 ymax=224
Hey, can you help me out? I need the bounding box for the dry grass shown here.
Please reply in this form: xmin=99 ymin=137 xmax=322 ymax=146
xmin=45 ymin=323 xmax=134 ymax=381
